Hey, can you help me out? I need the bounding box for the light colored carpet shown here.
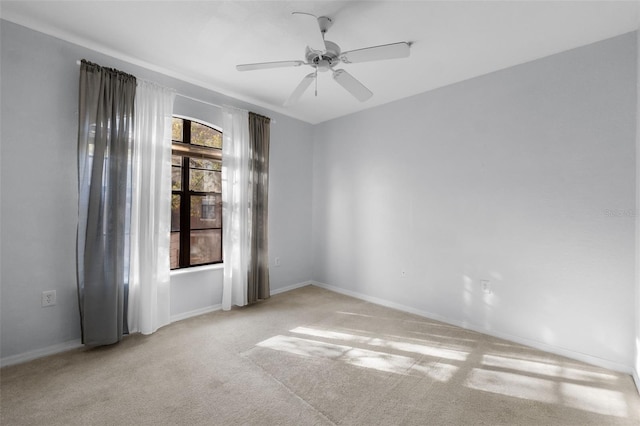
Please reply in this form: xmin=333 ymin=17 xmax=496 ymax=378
xmin=1 ymin=285 xmax=639 ymax=425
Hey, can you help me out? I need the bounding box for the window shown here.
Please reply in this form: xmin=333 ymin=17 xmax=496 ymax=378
xmin=171 ymin=117 xmax=223 ymax=269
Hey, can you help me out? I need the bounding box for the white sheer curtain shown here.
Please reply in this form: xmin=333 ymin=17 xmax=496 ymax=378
xmin=221 ymin=106 xmax=250 ymax=310
xmin=128 ymin=80 xmax=175 ymax=334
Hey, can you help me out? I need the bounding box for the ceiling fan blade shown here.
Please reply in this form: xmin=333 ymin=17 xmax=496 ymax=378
xmin=292 ymin=12 xmax=326 ymax=53
xmin=236 ymin=60 xmax=305 ymax=72
xmin=284 ymin=73 xmax=315 ymax=106
xmin=341 ymin=42 xmax=410 ymax=64
xmin=332 ymin=69 xmax=372 ymax=102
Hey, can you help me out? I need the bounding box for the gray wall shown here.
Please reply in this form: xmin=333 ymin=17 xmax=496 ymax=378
xmin=0 ymin=20 xmax=314 ymax=360
xmin=312 ymin=32 xmax=637 ymax=370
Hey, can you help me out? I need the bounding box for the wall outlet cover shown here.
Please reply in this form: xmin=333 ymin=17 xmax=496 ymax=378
xmin=42 ymin=290 xmax=56 ymax=307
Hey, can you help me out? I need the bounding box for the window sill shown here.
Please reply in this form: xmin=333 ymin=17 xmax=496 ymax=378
xmin=170 ymin=263 xmax=224 ymax=276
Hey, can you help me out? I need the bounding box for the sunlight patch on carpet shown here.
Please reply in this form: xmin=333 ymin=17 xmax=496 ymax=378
xmin=256 ymin=335 xmax=351 ymax=359
xmin=465 ymin=368 xmax=628 ymax=418
xmin=256 ymin=335 xmax=419 ymax=375
xmin=481 ymin=354 xmax=619 ymax=382
xmin=290 ymin=326 xmax=468 ymax=361
xmin=410 ymin=361 xmax=459 ymax=382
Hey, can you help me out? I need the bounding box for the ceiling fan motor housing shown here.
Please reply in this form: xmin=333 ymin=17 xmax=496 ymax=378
xmin=306 ymin=40 xmax=341 ymax=72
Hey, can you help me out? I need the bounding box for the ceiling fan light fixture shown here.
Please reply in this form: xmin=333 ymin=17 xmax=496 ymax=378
xmin=315 ymin=59 xmax=332 ymax=72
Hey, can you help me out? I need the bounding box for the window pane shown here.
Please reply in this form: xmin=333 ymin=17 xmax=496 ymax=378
xmin=171 ymin=116 xmax=225 ymax=270
xmin=171 ymin=194 xmax=181 ymax=232
xmin=190 ymin=229 xmax=222 ymax=265
xmin=170 ymin=232 xmax=180 ymax=269
xmin=191 ymin=122 xmax=222 ymax=148
xmin=189 ymin=158 xmax=221 ymax=171
xmin=172 ymin=166 xmax=182 ymax=190
xmin=172 ymin=118 xmax=183 ymax=142
xmin=191 ymin=194 xmax=222 ymax=229
xmin=190 ymin=170 xmax=221 ymax=193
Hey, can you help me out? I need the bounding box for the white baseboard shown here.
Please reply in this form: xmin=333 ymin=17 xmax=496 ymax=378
xmin=170 ymin=304 xmax=222 ymax=323
xmin=310 ymin=281 xmax=634 ymax=375
xmin=2 ymin=283 xmax=312 ymax=367
xmin=633 ymin=370 xmax=640 ymax=395
xmin=7 ymin=280 xmax=630 ymax=381
xmin=270 ymin=280 xmax=312 ymax=296
xmin=1 ymin=339 xmax=83 ymax=368
xmin=170 ymin=281 xmax=311 ymax=323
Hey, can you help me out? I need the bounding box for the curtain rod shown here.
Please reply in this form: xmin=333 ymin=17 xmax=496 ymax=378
xmin=173 ymin=95 xmax=277 ymax=124
xmin=175 ymin=93 xmax=222 ymax=109
xmin=76 ymin=60 xmax=275 ymax=123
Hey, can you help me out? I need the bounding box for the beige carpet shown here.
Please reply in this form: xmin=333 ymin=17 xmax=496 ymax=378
xmin=2 ymin=285 xmax=639 ymax=425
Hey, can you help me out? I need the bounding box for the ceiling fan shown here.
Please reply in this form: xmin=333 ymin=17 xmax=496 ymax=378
xmin=236 ymin=12 xmax=411 ymax=106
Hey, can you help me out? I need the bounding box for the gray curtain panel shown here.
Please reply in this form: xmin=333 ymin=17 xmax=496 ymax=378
xmin=247 ymin=112 xmax=271 ymax=304
xmin=77 ymin=60 xmax=136 ymax=346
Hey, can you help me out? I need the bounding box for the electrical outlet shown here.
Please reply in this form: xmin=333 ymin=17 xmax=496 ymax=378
xmin=400 ymin=270 xmax=406 ymax=278
xmin=274 ymin=257 xmax=281 ymax=267
xmin=42 ymin=290 xmax=56 ymax=307
xmin=480 ymin=280 xmax=491 ymax=294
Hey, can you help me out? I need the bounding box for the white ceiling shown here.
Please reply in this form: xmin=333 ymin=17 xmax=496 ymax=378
xmin=1 ymin=1 xmax=638 ymax=124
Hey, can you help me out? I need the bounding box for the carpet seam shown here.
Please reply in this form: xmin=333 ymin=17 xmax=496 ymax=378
xmin=239 ymin=351 xmax=338 ymax=426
